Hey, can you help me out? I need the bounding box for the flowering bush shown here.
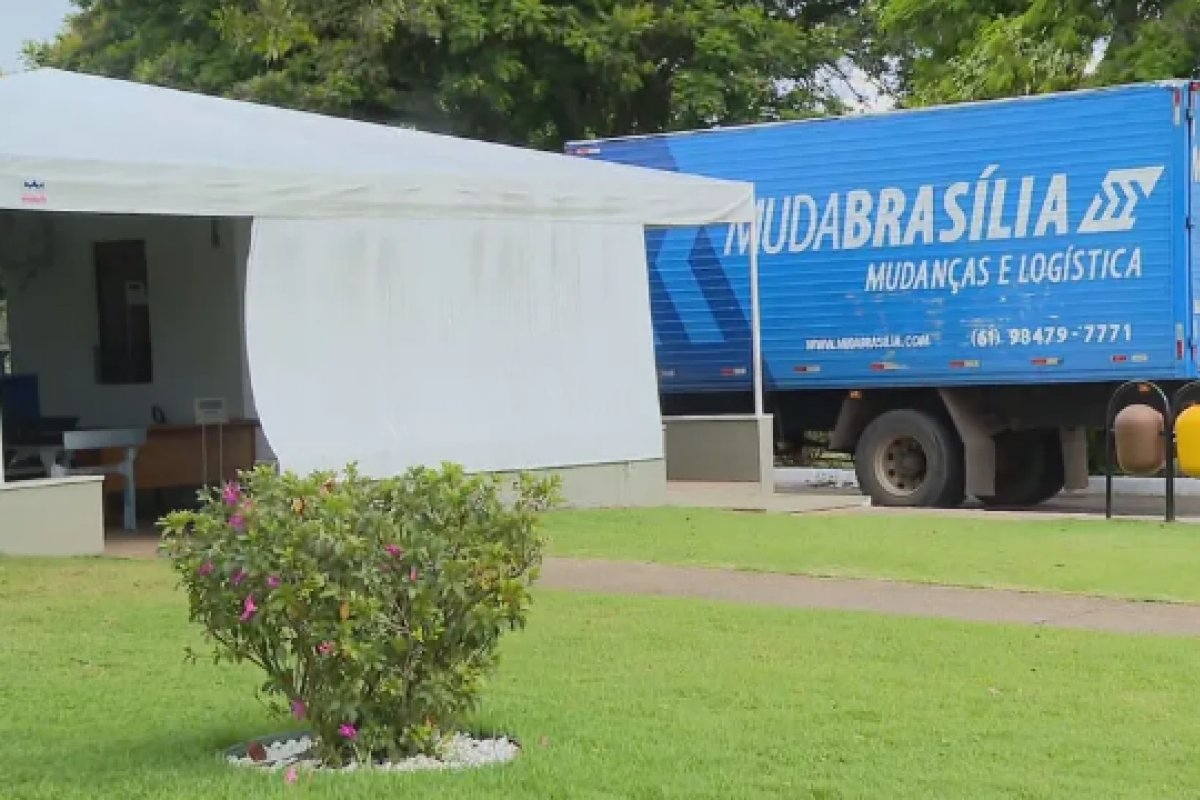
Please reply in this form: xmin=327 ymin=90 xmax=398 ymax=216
xmin=160 ymin=463 xmax=556 ymax=765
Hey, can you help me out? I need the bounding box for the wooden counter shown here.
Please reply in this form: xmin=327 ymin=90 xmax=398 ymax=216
xmin=78 ymin=419 xmax=260 ymax=492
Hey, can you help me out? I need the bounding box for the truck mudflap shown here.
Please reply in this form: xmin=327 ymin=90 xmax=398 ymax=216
xmin=1060 ymin=427 xmax=1090 ymax=493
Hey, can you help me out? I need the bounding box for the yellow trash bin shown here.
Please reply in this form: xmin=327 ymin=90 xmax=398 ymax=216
xmin=1176 ymin=404 xmax=1200 ymax=477
xmin=1114 ymin=404 xmax=1165 ymax=476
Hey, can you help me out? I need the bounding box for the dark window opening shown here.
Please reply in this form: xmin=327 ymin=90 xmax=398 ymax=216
xmin=94 ymin=240 xmax=153 ymax=385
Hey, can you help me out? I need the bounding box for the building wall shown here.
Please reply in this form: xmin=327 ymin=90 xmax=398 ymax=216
xmin=4 ymin=213 xmax=249 ymax=428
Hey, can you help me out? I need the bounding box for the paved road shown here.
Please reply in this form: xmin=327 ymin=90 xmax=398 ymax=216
xmin=541 ymin=557 xmax=1200 ymax=637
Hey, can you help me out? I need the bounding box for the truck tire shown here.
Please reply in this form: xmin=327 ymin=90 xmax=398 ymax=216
xmin=855 ymin=409 xmax=965 ymax=508
xmin=978 ymin=430 xmax=1064 ymax=509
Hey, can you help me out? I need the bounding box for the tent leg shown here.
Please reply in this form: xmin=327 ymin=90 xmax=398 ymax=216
xmin=120 ymin=447 xmax=138 ymax=531
xmin=749 ymin=215 xmax=763 ymax=417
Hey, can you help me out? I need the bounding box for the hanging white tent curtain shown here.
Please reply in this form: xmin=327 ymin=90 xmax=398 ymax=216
xmin=0 ymin=69 xmax=761 ymax=477
xmin=246 ymin=218 xmax=663 ymax=474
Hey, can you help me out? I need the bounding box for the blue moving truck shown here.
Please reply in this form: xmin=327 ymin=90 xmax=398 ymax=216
xmin=567 ymin=82 xmax=1200 ymax=508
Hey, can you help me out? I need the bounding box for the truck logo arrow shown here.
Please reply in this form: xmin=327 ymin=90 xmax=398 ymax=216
xmin=1078 ymin=166 xmax=1164 ymax=234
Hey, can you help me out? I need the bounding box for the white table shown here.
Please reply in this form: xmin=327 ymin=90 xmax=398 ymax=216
xmin=12 ymin=428 xmax=147 ymax=531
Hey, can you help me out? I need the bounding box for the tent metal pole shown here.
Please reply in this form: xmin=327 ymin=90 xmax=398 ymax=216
xmin=748 ymin=203 xmax=764 ymax=417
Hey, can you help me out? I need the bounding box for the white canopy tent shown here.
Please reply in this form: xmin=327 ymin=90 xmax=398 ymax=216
xmin=0 ymin=69 xmax=761 ymax=499
xmin=0 ymin=69 xmax=753 ymax=223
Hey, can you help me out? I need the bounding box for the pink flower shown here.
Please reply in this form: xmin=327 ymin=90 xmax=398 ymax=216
xmin=385 ymin=543 xmax=404 ymax=559
xmin=229 ymin=513 xmax=246 ymax=532
xmin=284 ymin=766 xmax=298 ymax=784
xmin=266 ymin=575 xmax=281 ymax=589
xmin=221 ymin=481 xmax=242 ymax=507
xmin=196 ymin=561 xmax=215 ymax=577
xmin=338 ymin=723 xmax=357 ymax=740
xmin=291 ymin=699 xmax=306 ymax=720
xmin=231 ymin=567 xmax=248 ymax=586
xmin=240 ymin=594 xmax=257 ymax=622
xmin=317 ymin=641 xmax=336 ymax=656
xmin=409 ymin=565 xmax=419 ymax=582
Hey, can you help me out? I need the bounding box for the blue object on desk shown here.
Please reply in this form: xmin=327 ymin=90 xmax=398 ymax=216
xmin=1 ymin=374 xmax=40 ymax=426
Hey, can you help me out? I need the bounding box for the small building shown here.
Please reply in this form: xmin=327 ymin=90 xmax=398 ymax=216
xmin=0 ymin=69 xmax=754 ymax=552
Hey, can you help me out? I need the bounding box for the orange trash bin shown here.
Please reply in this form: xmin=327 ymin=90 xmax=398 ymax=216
xmin=1113 ymin=404 xmax=1165 ymax=476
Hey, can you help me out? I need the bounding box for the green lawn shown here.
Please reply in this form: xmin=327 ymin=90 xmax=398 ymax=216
xmin=4 ymin=557 xmax=1200 ymax=798
xmin=545 ymin=508 xmax=1200 ymax=602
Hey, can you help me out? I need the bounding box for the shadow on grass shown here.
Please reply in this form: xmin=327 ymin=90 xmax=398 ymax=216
xmin=7 ymin=719 xmax=283 ymax=795
xmin=31 ymin=714 xmax=531 ymax=795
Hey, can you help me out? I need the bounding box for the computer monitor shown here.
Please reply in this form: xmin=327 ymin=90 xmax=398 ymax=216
xmin=0 ymin=374 xmax=40 ymax=426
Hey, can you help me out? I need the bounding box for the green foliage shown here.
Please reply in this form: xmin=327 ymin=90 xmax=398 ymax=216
xmin=29 ymin=0 xmax=1200 ymax=134
xmin=873 ymin=0 xmax=1200 ymax=107
xmin=906 ymin=16 xmax=1091 ymax=104
xmin=1092 ymin=1 xmax=1200 ymax=85
xmin=28 ymin=0 xmax=858 ymax=148
xmin=159 ymin=463 xmax=557 ymax=765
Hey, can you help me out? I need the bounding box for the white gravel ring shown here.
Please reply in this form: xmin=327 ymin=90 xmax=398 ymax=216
xmin=226 ymin=732 xmax=520 ymax=773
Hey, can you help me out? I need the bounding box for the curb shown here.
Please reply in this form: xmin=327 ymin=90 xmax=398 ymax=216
xmin=774 ymin=467 xmax=1200 ymax=497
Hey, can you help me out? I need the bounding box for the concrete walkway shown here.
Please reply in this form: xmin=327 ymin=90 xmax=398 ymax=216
xmin=541 ymin=557 xmax=1200 ymax=637
xmin=663 ymin=481 xmax=1197 ymax=522
xmin=666 ymin=482 xmax=864 ymax=513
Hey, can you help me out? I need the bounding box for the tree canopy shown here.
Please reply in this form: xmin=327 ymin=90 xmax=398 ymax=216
xmin=26 ymin=0 xmax=862 ymax=148
xmin=22 ymin=1 xmax=1200 ymax=145
xmin=873 ymin=0 xmax=1200 ymax=106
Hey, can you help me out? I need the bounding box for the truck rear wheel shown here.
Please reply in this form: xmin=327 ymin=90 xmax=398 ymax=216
xmin=978 ymin=430 xmax=1064 ymax=509
xmin=855 ymin=409 xmax=965 ymax=508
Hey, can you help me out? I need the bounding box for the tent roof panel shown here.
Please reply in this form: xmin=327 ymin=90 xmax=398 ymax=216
xmin=0 ymin=70 xmax=753 ymax=224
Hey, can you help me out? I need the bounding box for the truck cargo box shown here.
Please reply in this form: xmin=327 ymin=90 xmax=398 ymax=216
xmin=568 ymin=83 xmax=1200 ymax=395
